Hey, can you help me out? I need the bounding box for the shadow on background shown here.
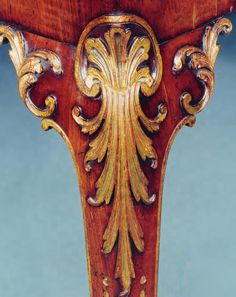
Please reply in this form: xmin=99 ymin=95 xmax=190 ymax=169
xmin=0 ymin=12 xmax=236 ymax=297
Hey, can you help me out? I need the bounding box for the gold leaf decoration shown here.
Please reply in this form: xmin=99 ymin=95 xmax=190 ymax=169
xmin=73 ymin=23 xmax=167 ymax=295
xmin=140 ymin=290 xmax=146 ymax=297
xmin=172 ymin=18 xmax=232 ymax=116
xmin=0 ymin=25 xmax=63 ymax=117
xmin=103 ymin=291 xmax=109 ymax=297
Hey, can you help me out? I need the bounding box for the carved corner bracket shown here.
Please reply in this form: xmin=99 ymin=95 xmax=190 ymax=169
xmin=72 ymin=15 xmax=167 ymax=295
xmin=0 ymin=25 xmax=63 ymax=118
xmin=173 ymin=17 xmax=232 ymax=117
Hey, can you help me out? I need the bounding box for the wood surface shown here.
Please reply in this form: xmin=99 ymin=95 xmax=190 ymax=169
xmin=10 ymin=23 xmax=205 ymax=297
xmin=0 ymin=0 xmax=235 ymax=44
xmin=0 ymin=1 xmax=234 ymax=297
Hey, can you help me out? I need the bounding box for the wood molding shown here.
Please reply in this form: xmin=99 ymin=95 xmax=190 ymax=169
xmin=0 ymin=0 xmax=235 ymax=45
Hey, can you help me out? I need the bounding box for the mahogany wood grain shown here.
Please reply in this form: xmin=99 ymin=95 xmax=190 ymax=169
xmin=15 ymin=22 xmax=206 ymax=296
xmin=0 ymin=0 xmax=235 ymax=44
xmin=0 ymin=1 xmax=234 ymax=296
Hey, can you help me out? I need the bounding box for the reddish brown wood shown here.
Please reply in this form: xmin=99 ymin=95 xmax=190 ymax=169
xmin=0 ymin=0 xmax=235 ymax=44
xmin=0 ymin=1 xmax=234 ymax=296
xmin=13 ymin=21 xmax=207 ymax=296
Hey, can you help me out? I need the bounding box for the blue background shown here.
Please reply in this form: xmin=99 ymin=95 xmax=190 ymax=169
xmin=0 ymin=13 xmax=236 ymax=297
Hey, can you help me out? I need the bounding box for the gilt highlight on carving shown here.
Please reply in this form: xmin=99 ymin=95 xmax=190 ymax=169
xmin=0 ymin=25 xmax=62 ymax=117
xmin=73 ymin=26 xmax=167 ymax=295
xmin=173 ymin=18 xmax=232 ymax=116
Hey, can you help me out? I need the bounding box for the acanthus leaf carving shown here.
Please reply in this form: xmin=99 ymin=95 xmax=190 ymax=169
xmin=0 ymin=25 xmax=63 ymax=117
xmin=172 ymin=17 xmax=232 ymax=116
xmin=73 ymin=16 xmax=167 ymax=296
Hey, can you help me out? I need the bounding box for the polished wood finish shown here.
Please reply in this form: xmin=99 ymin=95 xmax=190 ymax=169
xmin=0 ymin=22 xmax=211 ymax=297
xmin=0 ymin=1 xmax=234 ymax=297
xmin=0 ymin=0 xmax=235 ymax=44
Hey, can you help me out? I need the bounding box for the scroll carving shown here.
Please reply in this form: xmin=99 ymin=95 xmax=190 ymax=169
xmin=73 ymin=15 xmax=167 ymax=295
xmin=0 ymin=25 xmax=63 ymax=117
xmin=173 ymin=18 xmax=232 ymax=116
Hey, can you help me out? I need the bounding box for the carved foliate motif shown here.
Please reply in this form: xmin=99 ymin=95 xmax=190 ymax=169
xmin=173 ymin=18 xmax=232 ymax=116
xmin=0 ymin=25 xmax=63 ymax=117
xmin=73 ymin=16 xmax=167 ymax=295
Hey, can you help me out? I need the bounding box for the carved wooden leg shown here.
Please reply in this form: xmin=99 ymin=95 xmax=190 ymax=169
xmin=0 ymin=15 xmax=232 ymax=297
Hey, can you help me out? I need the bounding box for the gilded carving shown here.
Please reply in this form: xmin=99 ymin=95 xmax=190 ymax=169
xmin=140 ymin=290 xmax=146 ymax=297
xmin=103 ymin=291 xmax=109 ymax=297
xmin=140 ymin=276 xmax=147 ymax=285
xmin=73 ymin=15 xmax=167 ymax=295
xmin=0 ymin=25 xmax=62 ymax=117
xmin=102 ymin=276 xmax=110 ymax=297
xmin=173 ymin=18 xmax=232 ymax=116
